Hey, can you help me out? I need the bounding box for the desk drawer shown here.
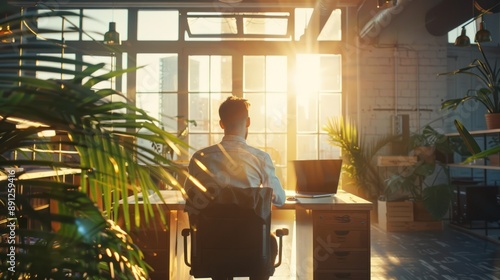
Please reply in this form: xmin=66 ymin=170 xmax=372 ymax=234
xmin=314 ymin=270 xmax=370 ymax=280
xmin=314 ymin=211 xmax=369 ymax=230
xmin=315 ymin=250 xmax=370 ymax=270
xmin=313 ymin=229 xmax=369 ymax=249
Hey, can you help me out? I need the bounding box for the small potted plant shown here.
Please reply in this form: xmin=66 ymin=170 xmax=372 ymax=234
xmin=439 ymin=42 xmax=500 ymax=129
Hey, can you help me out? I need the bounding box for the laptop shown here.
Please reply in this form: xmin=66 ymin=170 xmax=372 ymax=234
xmin=291 ymin=159 xmax=342 ymax=198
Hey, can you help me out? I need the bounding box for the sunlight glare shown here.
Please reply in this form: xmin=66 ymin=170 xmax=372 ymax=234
xmin=294 ymin=54 xmax=320 ymax=97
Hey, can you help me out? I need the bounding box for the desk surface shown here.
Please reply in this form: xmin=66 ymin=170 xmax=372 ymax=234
xmin=125 ymin=189 xmax=372 ymax=211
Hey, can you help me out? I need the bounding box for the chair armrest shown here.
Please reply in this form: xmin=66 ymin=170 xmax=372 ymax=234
xmin=181 ymin=228 xmax=191 ymax=267
xmin=275 ymin=228 xmax=289 ymax=237
xmin=273 ymin=228 xmax=288 ymax=268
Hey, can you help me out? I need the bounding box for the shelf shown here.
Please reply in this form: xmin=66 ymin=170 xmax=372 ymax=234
xmin=447 ymin=163 xmax=500 ymax=170
xmin=446 ymin=128 xmax=500 ymax=137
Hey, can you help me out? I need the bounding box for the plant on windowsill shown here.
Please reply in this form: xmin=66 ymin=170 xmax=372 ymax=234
xmin=438 ymin=42 xmax=500 ymax=129
xmin=0 ymin=10 xmax=188 ymax=279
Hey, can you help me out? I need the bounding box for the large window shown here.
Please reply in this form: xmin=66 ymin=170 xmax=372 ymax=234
xmin=33 ymin=6 xmax=345 ymax=186
xmin=188 ymin=55 xmax=233 ymax=151
xmin=295 ymin=54 xmax=342 ymax=160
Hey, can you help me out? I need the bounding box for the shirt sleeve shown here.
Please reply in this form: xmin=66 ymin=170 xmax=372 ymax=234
xmin=262 ymin=153 xmax=286 ymax=207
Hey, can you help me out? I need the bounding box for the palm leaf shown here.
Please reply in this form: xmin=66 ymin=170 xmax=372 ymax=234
xmin=453 ymin=119 xmax=481 ymax=155
xmin=0 ymin=11 xmax=187 ymax=279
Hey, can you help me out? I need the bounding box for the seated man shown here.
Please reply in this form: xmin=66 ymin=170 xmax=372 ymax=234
xmin=184 ymin=96 xmax=286 ymax=274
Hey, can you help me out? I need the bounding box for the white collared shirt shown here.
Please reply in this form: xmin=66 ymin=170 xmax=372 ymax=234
xmin=185 ymin=135 xmax=286 ymax=207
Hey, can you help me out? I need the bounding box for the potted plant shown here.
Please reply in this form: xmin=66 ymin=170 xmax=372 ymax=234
xmin=323 ymin=116 xmax=399 ymax=202
xmin=384 ymin=125 xmax=463 ymax=220
xmin=0 ymin=10 xmax=188 ymax=279
xmin=439 ymin=42 xmax=500 ymax=129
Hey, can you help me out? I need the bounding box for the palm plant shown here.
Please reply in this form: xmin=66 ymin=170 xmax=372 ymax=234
xmin=0 ymin=10 xmax=188 ymax=279
xmin=323 ymin=116 xmax=398 ymax=201
xmin=439 ymin=42 xmax=500 ymax=115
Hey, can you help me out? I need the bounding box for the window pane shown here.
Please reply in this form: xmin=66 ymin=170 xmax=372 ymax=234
xmin=137 ymin=92 xmax=161 ymax=120
xmin=189 ymin=56 xmax=209 ymax=92
xmin=297 ymin=94 xmax=318 ymax=133
xmin=189 ymin=93 xmax=210 ymax=132
xmin=243 ymin=14 xmax=288 ymax=36
xmin=36 ymin=53 xmax=75 ymax=80
xmin=266 ymin=56 xmax=287 ymax=92
xmin=189 ymin=134 xmax=210 ymax=154
xmin=210 ymin=93 xmax=232 ymax=133
xmin=320 ymin=55 xmax=342 ymax=91
xmin=137 ymin=54 xmax=178 ymax=93
xmin=159 ymin=94 xmax=179 ymax=133
xmin=244 ymin=56 xmax=265 ymax=91
xmin=246 ymin=93 xmax=266 ymax=133
xmin=210 ymin=56 xmax=232 ymax=92
xmin=294 ymin=8 xmax=313 ymax=41
xmin=267 ymin=93 xmax=287 ymax=133
xmin=83 ymin=55 xmax=114 ymax=89
xmin=319 ymin=93 xmax=342 ymax=129
xmin=138 ymin=10 xmax=178 ymax=41
xmin=136 ymin=53 xmax=178 ymax=131
xmin=318 ymin=9 xmax=342 ymax=41
xmin=37 ymin=9 xmax=81 ymax=41
xmin=187 ymin=15 xmax=237 ymax=36
xmin=297 ymin=135 xmax=318 ymax=160
xmin=160 ymin=56 xmax=179 ymax=92
xmin=320 ymin=134 xmax=341 ymax=159
xmin=82 ymin=9 xmax=128 ymax=41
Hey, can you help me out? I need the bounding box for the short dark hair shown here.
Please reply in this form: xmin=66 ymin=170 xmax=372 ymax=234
xmin=219 ymin=96 xmax=250 ymax=129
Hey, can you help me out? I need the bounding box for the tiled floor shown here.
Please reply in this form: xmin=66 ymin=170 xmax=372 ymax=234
xmin=371 ymin=221 xmax=500 ymax=279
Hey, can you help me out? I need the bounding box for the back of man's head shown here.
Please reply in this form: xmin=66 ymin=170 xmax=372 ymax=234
xmin=219 ymin=96 xmax=250 ymax=131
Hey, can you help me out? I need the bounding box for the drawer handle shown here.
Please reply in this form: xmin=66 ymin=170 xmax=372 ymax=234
xmin=334 ymin=251 xmax=350 ymax=257
xmin=334 ymin=230 xmax=349 ymax=236
xmin=334 ymin=272 xmax=352 ymax=279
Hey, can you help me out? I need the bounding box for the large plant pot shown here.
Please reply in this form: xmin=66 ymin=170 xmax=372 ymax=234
xmin=485 ymin=113 xmax=500 ymax=129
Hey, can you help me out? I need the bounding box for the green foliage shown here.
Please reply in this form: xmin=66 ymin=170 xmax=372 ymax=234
xmin=323 ymin=116 xmax=398 ymax=201
xmin=385 ymin=125 xmax=454 ymax=219
xmin=439 ymin=43 xmax=500 ymax=114
xmin=0 ymin=10 xmax=188 ymax=279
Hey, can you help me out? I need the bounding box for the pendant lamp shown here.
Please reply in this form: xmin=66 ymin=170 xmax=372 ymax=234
xmin=454 ymin=27 xmax=470 ymax=47
xmin=474 ymin=17 xmax=491 ymax=43
xmin=0 ymin=24 xmax=14 ymax=43
xmin=104 ymin=22 xmax=120 ymax=45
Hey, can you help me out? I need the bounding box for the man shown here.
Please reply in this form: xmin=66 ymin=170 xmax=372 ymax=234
xmin=184 ymin=95 xmax=286 ymax=207
xmin=183 ymin=96 xmax=286 ymax=278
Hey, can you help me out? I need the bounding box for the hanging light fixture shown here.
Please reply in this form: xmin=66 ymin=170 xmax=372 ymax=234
xmin=0 ymin=24 xmax=14 ymax=43
xmin=377 ymin=0 xmax=397 ymax=8
xmin=104 ymin=22 xmax=120 ymax=45
xmin=454 ymin=1 xmax=500 ymax=47
xmin=474 ymin=17 xmax=491 ymax=43
xmin=454 ymin=27 xmax=470 ymax=47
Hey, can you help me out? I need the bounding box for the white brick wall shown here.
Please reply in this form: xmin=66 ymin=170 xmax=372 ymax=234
xmin=357 ymin=44 xmax=448 ymax=141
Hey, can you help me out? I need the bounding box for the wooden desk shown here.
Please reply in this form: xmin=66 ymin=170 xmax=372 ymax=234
xmin=121 ymin=189 xmax=372 ymax=280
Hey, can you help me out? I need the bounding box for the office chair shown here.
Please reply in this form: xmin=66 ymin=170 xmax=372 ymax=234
xmin=182 ymin=187 xmax=288 ymax=280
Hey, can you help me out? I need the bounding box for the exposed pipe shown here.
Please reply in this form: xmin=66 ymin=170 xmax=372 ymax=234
xmin=358 ymin=0 xmax=412 ymax=44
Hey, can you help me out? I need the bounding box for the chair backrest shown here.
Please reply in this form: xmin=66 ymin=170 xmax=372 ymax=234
xmin=185 ymin=187 xmax=274 ymax=278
